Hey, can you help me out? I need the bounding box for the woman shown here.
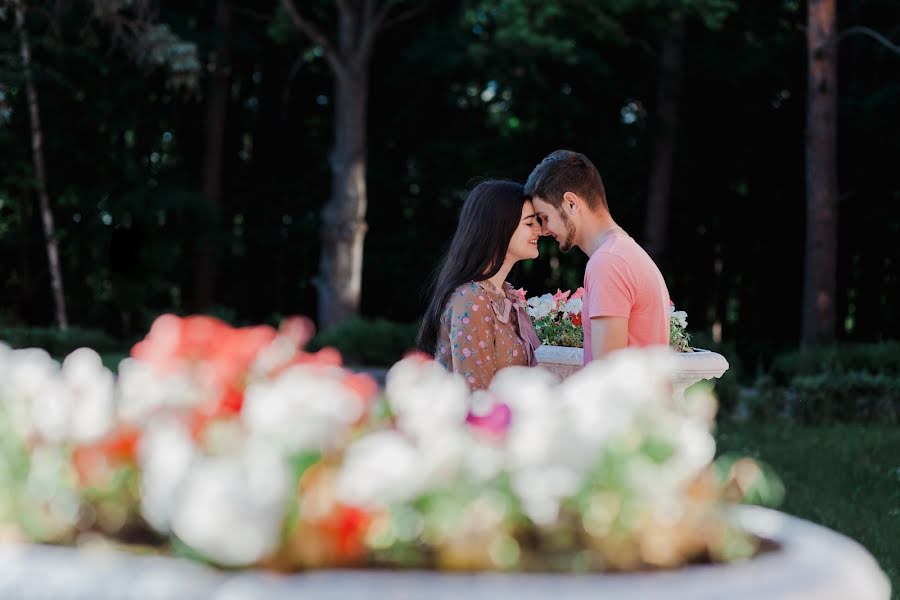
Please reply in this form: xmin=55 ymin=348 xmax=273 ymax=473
xmin=417 ymin=179 xmax=542 ymax=390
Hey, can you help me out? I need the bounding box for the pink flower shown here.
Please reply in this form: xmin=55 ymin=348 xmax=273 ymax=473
xmin=466 ymin=402 xmax=512 ymax=440
xmin=571 ymin=287 xmax=585 ymax=301
xmin=514 ymin=287 xmax=528 ymax=307
xmin=462 ymin=348 xmax=471 ymax=357
xmin=552 ymin=289 xmax=571 ymax=305
xmin=462 ymin=317 xmax=470 ymax=324
xmin=472 ymin=304 xmax=480 ymax=312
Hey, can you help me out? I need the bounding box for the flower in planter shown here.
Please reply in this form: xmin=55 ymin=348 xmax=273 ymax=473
xmin=526 ymin=289 xmax=585 ymax=348
xmin=117 ymin=314 xmax=379 ymax=567
xmin=669 ymin=302 xmax=692 ymax=353
xmin=524 ymin=289 xmax=694 ymax=353
xmin=0 ymin=316 xmax=778 ymax=574
xmin=0 ymin=344 xmax=124 ymax=542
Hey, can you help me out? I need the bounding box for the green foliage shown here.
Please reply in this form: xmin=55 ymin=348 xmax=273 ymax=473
xmin=716 ymin=423 xmax=900 ymax=594
xmin=532 ymin=313 xmax=583 ymax=347
xmin=748 ymin=372 xmax=900 ymax=425
xmin=308 ymin=318 xmax=419 ymax=367
xmin=769 ymin=342 xmax=900 ymax=384
xmin=737 ymin=343 xmax=900 ymax=424
xmin=0 ymin=326 xmax=121 ymax=357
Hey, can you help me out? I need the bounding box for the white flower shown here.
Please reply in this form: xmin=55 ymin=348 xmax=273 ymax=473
xmin=669 ymin=306 xmax=689 ymax=330
xmin=242 ymin=365 xmax=364 ymax=453
xmin=116 ymin=358 xmax=200 ymax=423
xmin=564 ymin=297 xmax=583 ymax=315
xmin=335 ymin=430 xmax=425 ymax=508
xmin=385 ymin=357 xmax=469 ymax=442
xmin=170 ymin=440 xmax=291 ymax=567
xmin=0 ymin=348 xmax=59 ymax=439
xmin=139 ymin=417 xmax=197 ymax=533
xmin=32 ymin=348 xmax=115 ymax=444
xmin=526 ymin=294 xmax=555 ymax=320
xmin=490 ymin=367 xmax=581 ymax=524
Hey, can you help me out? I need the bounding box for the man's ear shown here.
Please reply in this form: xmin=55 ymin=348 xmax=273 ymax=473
xmin=562 ymin=191 xmax=579 ymax=214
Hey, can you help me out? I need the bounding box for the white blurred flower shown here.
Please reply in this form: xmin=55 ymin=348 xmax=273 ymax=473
xmin=0 ymin=341 xmax=11 ymax=373
xmin=139 ymin=417 xmax=197 ymax=533
xmin=0 ymin=348 xmax=59 ymax=439
xmin=32 ymin=348 xmax=114 ymax=444
xmin=491 ymin=367 xmax=581 ymax=525
xmin=335 ymin=430 xmax=425 ymax=508
xmin=385 ymin=357 xmax=469 ymax=442
xmin=171 ymin=439 xmax=291 ymax=567
xmin=242 ymin=365 xmax=364 ymax=453
xmin=116 ymin=358 xmax=200 ymax=423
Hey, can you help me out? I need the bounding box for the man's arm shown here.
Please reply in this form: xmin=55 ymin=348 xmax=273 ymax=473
xmin=590 ymin=316 xmax=628 ymax=360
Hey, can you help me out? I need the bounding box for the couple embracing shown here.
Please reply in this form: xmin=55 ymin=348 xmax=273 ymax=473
xmin=416 ymin=150 xmax=672 ymax=390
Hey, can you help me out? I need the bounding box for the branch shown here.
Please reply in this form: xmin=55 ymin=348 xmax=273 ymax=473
xmin=279 ymin=0 xmax=346 ymax=75
xmin=380 ymin=1 xmax=427 ymax=31
xmin=837 ymin=26 xmax=900 ymax=55
xmin=357 ymin=0 xmax=426 ymax=58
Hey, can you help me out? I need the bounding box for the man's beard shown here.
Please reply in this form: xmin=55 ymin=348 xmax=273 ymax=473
xmin=558 ymin=212 xmax=577 ymax=252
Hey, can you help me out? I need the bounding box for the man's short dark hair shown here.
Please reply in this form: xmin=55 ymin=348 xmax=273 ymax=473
xmin=524 ymin=150 xmax=608 ymax=212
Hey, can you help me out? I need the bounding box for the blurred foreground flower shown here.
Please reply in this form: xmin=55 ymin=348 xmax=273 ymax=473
xmin=0 ymin=316 xmax=778 ymax=573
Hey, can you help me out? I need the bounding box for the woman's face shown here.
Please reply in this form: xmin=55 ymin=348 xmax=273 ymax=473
xmin=506 ymin=200 xmax=541 ymax=263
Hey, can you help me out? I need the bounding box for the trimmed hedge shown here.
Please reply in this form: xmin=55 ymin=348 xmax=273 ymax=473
xmin=738 ymin=342 xmax=900 ymax=424
xmin=0 ymin=327 xmax=122 ymax=357
xmin=309 ymin=318 xmax=419 ymax=367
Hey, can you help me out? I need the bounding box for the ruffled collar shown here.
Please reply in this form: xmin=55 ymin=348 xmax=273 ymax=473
xmin=473 ymin=280 xmax=541 ymax=366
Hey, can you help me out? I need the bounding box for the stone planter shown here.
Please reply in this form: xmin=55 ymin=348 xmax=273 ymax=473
xmin=0 ymin=507 xmax=889 ymax=599
xmin=535 ymin=346 xmax=729 ymax=400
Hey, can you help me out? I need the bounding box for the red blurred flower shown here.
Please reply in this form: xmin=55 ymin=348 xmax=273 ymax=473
xmin=72 ymin=425 xmax=140 ymax=487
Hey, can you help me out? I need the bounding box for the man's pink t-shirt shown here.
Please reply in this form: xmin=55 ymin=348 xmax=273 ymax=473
xmin=582 ymin=232 xmax=670 ymax=364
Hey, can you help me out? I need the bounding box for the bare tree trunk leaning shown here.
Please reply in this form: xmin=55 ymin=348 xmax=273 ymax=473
xmin=802 ymin=0 xmax=839 ymax=346
xmin=15 ymin=1 xmax=68 ymax=330
xmin=194 ymin=0 xmax=231 ymax=310
xmin=643 ymin=15 xmax=685 ymax=263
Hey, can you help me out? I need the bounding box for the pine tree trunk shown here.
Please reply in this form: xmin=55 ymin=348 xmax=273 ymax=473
xmin=316 ymin=4 xmax=369 ymax=331
xmin=643 ymin=16 xmax=685 ymax=262
xmin=193 ymin=0 xmax=230 ymax=310
xmin=802 ymin=0 xmax=838 ymax=346
xmin=15 ymin=1 xmax=68 ymax=330
xmin=317 ymin=67 xmax=369 ymax=330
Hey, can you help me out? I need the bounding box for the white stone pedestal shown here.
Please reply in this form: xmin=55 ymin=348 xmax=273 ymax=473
xmin=534 ymin=346 xmax=730 ymax=400
xmin=0 ymin=507 xmax=889 ymax=599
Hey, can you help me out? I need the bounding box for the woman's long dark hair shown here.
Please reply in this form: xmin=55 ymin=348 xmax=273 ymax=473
xmin=416 ymin=179 xmax=526 ymax=354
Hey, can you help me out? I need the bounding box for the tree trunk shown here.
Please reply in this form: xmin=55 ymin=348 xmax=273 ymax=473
xmin=317 ymin=67 xmax=369 ymax=330
xmin=193 ymin=0 xmax=230 ymax=311
xmin=643 ymin=16 xmax=685 ymax=262
xmin=802 ymin=0 xmax=838 ymax=346
xmin=15 ymin=2 xmax=68 ymax=330
xmin=316 ymin=6 xmax=369 ymax=330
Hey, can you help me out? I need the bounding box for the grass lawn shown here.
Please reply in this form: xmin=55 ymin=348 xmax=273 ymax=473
xmin=716 ymin=422 xmax=899 ymax=598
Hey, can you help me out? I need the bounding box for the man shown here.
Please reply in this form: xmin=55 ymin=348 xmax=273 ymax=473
xmin=524 ymin=149 xmax=670 ymax=362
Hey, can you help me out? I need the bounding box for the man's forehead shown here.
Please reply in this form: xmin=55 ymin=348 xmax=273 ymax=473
xmin=531 ymin=197 xmax=557 ymax=211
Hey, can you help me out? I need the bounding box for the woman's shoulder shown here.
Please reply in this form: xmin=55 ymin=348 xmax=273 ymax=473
xmin=445 ymin=281 xmax=491 ymax=311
